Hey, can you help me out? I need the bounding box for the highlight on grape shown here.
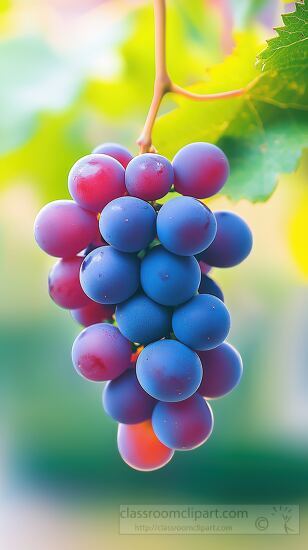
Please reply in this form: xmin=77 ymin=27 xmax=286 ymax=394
xmin=34 ymin=141 xmax=253 ymax=471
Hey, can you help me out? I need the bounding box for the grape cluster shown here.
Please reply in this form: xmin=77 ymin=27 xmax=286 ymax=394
xmin=34 ymin=141 xmax=252 ymax=472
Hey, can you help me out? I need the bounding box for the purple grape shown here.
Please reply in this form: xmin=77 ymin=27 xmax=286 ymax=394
xmin=72 ymin=323 xmax=131 ymax=381
xmin=173 ymin=142 xmax=229 ymax=198
xmin=92 ymin=142 xmax=133 ymax=168
xmin=199 ymin=211 xmax=253 ymax=268
xmin=125 ymin=153 xmax=173 ymax=201
xmin=198 ymin=343 xmax=243 ymax=399
xmin=34 ymin=200 xmax=98 ymax=258
xmin=152 ymin=394 xmax=214 ymax=450
xmin=198 ymin=274 xmax=224 ymax=302
xmin=102 ymin=369 xmax=156 ymax=424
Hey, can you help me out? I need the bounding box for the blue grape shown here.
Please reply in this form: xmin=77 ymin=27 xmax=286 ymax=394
xmin=199 ymin=211 xmax=253 ymax=268
xmin=157 ymin=196 xmax=217 ymax=256
xmin=72 ymin=323 xmax=131 ymax=381
xmin=172 ymin=142 xmax=229 ymax=198
xmin=116 ymin=292 xmax=172 ymax=345
xmin=136 ymin=339 xmax=202 ymax=402
xmin=92 ymin=142 xmax=133 ymax=168
xmin=80 ymin=246 xmax=140 ymax=304
xmin=102 ymin=369 xmax=156 ymax=424
xmin=99 ymin=196 xmax=156 ymax=253
xmin=172 ymin=294 xmax=230 ymax=350
xmin=152 ymin=394 xmax=214 ymax=450
xmin=140 ymin=245 xmax=201 ymax=306
xmin=198 ymin=343 xmax=243 ymax=399
xmin=199 ymin=274 xmax=224 ymax=302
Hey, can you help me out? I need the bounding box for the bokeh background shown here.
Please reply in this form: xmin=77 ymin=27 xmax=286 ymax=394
xmin=0 ymin=0 xmax=307 ymax=548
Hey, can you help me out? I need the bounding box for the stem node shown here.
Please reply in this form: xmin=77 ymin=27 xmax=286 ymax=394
xmin=137 ymin=0 xmax=249 ymax=154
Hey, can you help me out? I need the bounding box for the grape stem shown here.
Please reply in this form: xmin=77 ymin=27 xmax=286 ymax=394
xmin=137 ymin=0 xmax=251 ymax=154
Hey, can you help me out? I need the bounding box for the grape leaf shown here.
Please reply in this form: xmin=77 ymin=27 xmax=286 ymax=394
xmin=257 ymin=1 xmax=308 ymax=72
xmin=155 ymin=1 xmax=308 ymax=202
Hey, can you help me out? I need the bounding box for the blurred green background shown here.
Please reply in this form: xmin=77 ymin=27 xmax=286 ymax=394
xmin=0 ymin=0 xmax=307 ymax=548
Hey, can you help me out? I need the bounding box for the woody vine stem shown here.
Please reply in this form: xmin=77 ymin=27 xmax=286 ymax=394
xmin=137 ymin=0 xmax=251 ymax=154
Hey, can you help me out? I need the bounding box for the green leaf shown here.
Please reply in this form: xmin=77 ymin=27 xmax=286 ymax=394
xmin=257 ymin=1 xmax=308 ymax=73
xmin=155 ymin=2 xmax=308 ymax=202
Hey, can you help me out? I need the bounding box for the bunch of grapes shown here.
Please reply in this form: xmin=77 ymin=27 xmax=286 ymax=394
xmin=34 ymin=141 xmax=252 ymax=472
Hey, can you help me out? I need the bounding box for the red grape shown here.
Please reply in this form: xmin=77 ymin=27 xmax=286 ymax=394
xmin=71 ymin=301 xmax=115 ymax=327
xmin=68 ymin=154 xmax=126 ymax=213
xmin=117 ymin=420 xmax=174 ymax=471
xmin=49 ymin=256 xmax=90 ymax=309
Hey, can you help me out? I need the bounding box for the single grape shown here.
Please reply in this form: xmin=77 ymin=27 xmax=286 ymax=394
xmin=152 ymin=394 xmax=214 ymax=450
xmin=102 ymin=369 xmax=156 ymax=424
xmin=48 ymin=256 xmax=89 ymax=310
xmin=172 ymin=294 xmax=230 ymax=350
xmin=198 ymin=343 xmax=243 ymax=399
xmin=116 ymin=292 xmax=172 ymax=345
xmin=157 ymin=196 xmax=217 ymax=256
xmin=173 ymin=142 xmax=229 ymax=198
xmin=198 ymin=274 xmax=224 ymax=302
xmin=34 ymin=200 xmax=98 ymax=258
xmin=92 ymin=142 xmax=133 ymax=168
xmin=80 ymin=246 xmax=140 ymax=304
xmin=72 ymin=323 xmax=131 ymax=381
xmin=117 ymin=420 xmax=174 ymax=471
xmin=99 ymin=196 xmax=156 ymax=253
xmin=68 ymin=154 xmax=126 ymax=213
xmin=198 ymin=211 xmax=253 ymax=268
xmin=136 ymin=339 xmax=202 ymax=402
xmin=140 ymin=245 xmax=201 ymax=306
xmin=125 ymin=153 xmax=173 ymax=201
xmin=71 ymin=301 xmax=115 ymax=327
